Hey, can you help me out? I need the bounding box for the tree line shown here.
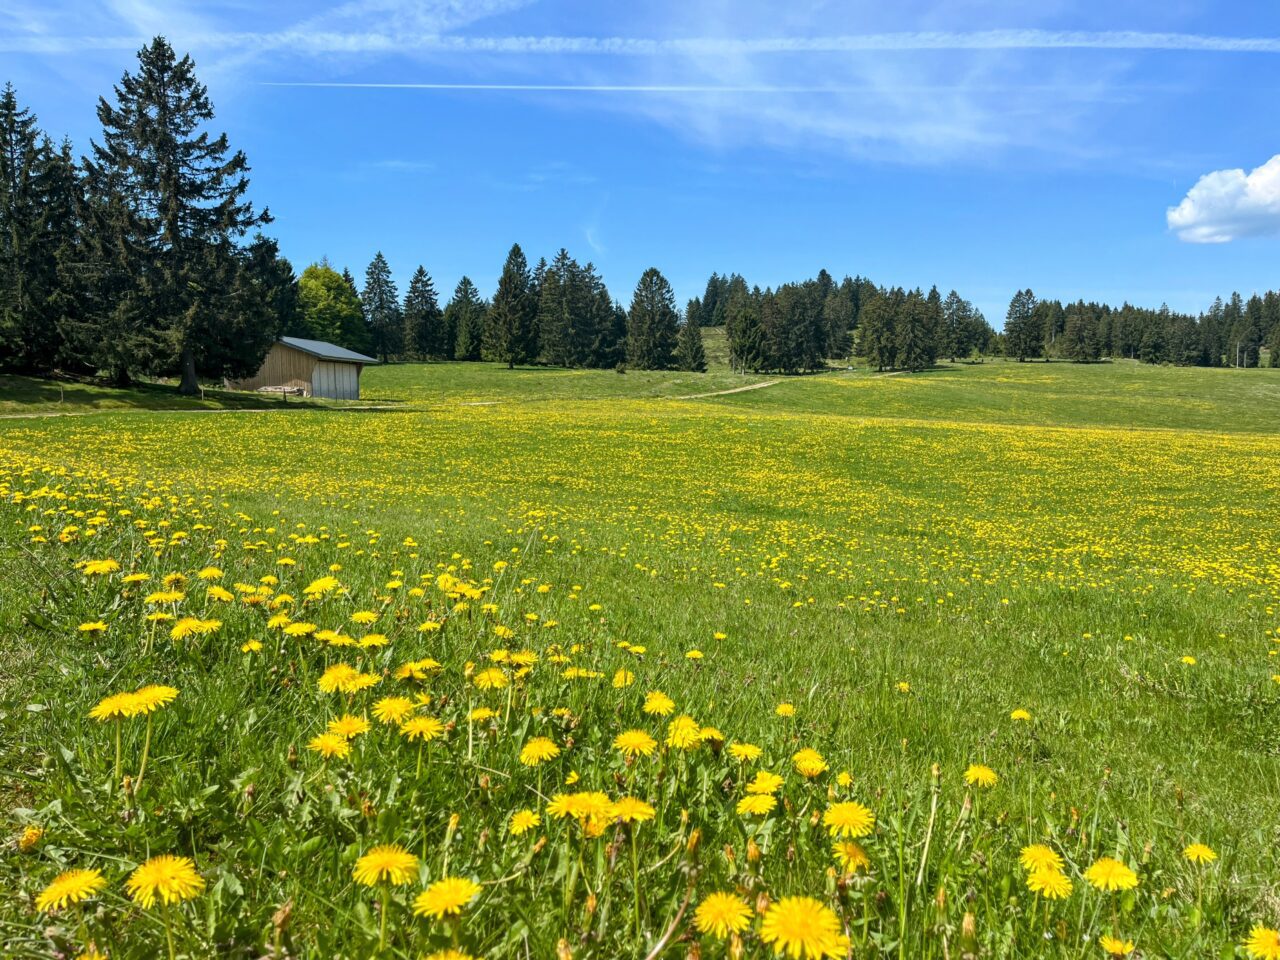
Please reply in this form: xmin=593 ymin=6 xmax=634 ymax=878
xmin=3 ymin=38 xmax=1277 ymax=389
xmin=1004 ymin=289 xmax=1280 ymax=367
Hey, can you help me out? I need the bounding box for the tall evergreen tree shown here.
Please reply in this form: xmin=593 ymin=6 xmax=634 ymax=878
xmin=1004 ymin=289 xmax=1042 ymax=361
xmin=84 ymin=38 xmax=271 ymax=392
xmin=485 ymin=244 xmax=536 ymax=368
xmin=243 ymin=235 xmax=299 ymax=339
xmin=446 ymin=276 xmax=486 ymax=361
xmin=675 ymin=317 xmax=707 ymax=372
xmin=0 ymin=84 xmax=69 ymax=372
xmin=626 ymin=268 xmax=680 ymax=370
xmin=402 ymin=266 xmax=442 ymax=360
xmin=361 ymin=251 xmax=400 ymax=360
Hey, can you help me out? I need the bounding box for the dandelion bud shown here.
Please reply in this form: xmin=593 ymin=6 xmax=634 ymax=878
xmin=961 ymin=911 xmax=977 ymax=943
xmin=585 ymin=892 xmax=597 ymax=916
xmin=723 ymin=844 xmax=736 ymax=864
xmin=754 ymin=892 xmax=771 ymax=916
xmin=532 ymin=836 xmax=548 ymax=855
xmin=729 ymin=933 xmax=744 ymax=960
xmin=448 ymin=812 xmax=461 ymax=833
xmin=272 ymin=898 xmax=293 ymax=934
xmin=746 ymin=838 xmax=761 ymax=863
xmin=479 ymin=774 xmax=491 ymax=791
xmin=935 ymin=885 xmax=947 ymax=916
xmin=286 ymin=744 xmax=298 ymax=768
xmin=556 ymin=938 xmax=573 ymax=960
xmin=686 ymin=828 xmax=702 ymax=854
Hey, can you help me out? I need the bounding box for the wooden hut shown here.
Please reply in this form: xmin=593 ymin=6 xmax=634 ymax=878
xmin=228 ymin=337 xmax=378 ymax=400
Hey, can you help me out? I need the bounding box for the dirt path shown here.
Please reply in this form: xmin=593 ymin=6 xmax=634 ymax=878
xmin=673 ymin=379 xmax=780 ymax=400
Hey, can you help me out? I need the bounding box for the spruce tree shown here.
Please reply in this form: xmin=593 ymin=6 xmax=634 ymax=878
xmin=1003 ymin=289 xmax=1042 ymax=361
xmin=485 ymin=244 xmax=535 ymax=368
xmin=725 ymin=283 xmax=762 ymax=372
xmin=626 ymin=267 xmax=680 ymax=370
xmin=361 ymin=251 xmax=401 ymax=360
xmin=402 ymin=265 xmax=442 ymax=360
xmin=0 ymin=84 xmax=66 ymax=372
xmin=447 ymin=276 xmax=486 ymax=361
xmin=85 ymin=37 xmax=271 ymax=392
xmin=675 ymin=317 xmax=707 ymax=372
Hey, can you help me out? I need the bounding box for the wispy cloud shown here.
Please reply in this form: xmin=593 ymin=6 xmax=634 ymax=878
xmin=5 ymin=28 xmax=1280 ymax=56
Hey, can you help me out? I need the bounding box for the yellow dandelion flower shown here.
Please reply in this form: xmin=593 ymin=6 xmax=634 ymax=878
xmin=78 ymin=621 xmax=107 ymax=634
xmin=35 ymin=868 xmax=107 ymax=912
xmin=643 ymin=691 xmax=675 ymax=716
xmin=612 ymin=669 xmax=635 ymax=688
xmin=372 ymin=696 xmax=416 ymax=724
xmin=18 ymin=824 xmax=44 ymax=852
xmin=665 ymin=714 xmax=702 ymax=750
xmin=509 ymin=809 xmax=540 ymax=835
xmin=745 ymin=770 xmax=785 ymax=795
xmin=1027 ymin=868 xmax=1073 ymax=899
xmin=89 ymin=691 xmax=136 ymax=721
xmin=519 ymin=736 xmax=561 ymax=766
xmin=1020 ymin=844 xmax=1064 ymax=873
xmin=308 ymin=732 xmax=351 ymax=759
xmin=1009 ymin=708 xmax=1032 ymax=721
xmin=832 ymin=840 xmax=871 ymax=873
xmin=964 ymin=764 xmax=998 ymax=788
xmin=823 ymin=801 xmax=875 ymax=838
xmin=612 ymin=796 xmax=656 ymax=823
xmin=1085 ymin=857 xmax=1139 ymax=892
xmin=400 ymin=716 xmax=445 ymax=742
xmin=129 ymin=685 xmax=178 ymax=715
xmin=694 ymin=891 xmax=752 ymax=939
xmin=473 ymin=667 xmax=509 ymax=690
xmin=613 ymin=729 xmax=658 ymax=758
xmin=327 ymin=714 xmax=371 ymax=738
xmin=1244 ymin=926 xmax=1280 ymax=960
xmin=792 ymin=748 xmax=828 ymax=779
xmin=125 ymin=855 xmax=205 ymax=908
xmin=1099 ymin=934 xmax=1135 ymax=956
xmin=775 ymin=702 xmax=795 ymax=717
xmin=759 ymin=896 xmax=848 ymax=959
xmin=412 ymin=876 xmax=482 ymax=919
xmin=729 ymin=742 xmax=762 ymax=762
xmin=1183 ymin=843 xmax=1217 ymax=865
xmin=352 ymin=844 xmax=419 ymax=886
xmin=736 ymin=794 xmax=778 ymax=816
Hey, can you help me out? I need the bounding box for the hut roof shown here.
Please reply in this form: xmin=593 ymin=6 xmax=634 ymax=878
xmin=279 ymin=336 xmax=379 ymax=364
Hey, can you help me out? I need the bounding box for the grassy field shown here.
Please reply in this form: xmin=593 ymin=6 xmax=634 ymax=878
xmin=1 ymin=357 xmax=1278 ymax=960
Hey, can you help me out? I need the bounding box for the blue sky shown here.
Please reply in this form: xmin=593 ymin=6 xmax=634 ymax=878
xmin=4 ymin=1 xmax=1280 ymax=325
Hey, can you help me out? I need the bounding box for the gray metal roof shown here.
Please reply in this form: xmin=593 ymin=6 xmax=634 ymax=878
xmin=278 ymin=336 xmax=378 ymax=364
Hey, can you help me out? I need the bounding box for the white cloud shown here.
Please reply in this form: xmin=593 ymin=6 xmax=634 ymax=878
xmin=1167 ymin=155 xmax=1280 ymax=243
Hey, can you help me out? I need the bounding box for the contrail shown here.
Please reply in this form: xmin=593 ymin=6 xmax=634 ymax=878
xmin=260 ymin=81 xmax=1150 ymax=96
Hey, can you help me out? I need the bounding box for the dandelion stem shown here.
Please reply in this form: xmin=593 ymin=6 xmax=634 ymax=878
xmin=379 ymin=881 xmax=389 ymax=952
xmin=136 ymin=714 xmax=154 ymax=789
xmin=631 ymin=827 xmax=641 ymax=938
xmin=113 ymin=717 xmax=122 ymax=785
xmin=163 ymin=899 xmax=176 ymax=960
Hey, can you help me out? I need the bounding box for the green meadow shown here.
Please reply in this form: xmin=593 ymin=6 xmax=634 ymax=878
xmin=1 ymin=356 xmax=1278 ymax=959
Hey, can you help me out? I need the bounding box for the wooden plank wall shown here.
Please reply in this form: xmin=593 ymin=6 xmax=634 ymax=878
xmin=227 ymin=344 xmax=317 ymax=394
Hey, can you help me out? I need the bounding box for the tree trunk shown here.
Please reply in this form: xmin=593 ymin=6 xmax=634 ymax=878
xmin=178 ymin=344 xmax=199 ymax=395
xmin=112 ymin=364 xmax=132 ymax=388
